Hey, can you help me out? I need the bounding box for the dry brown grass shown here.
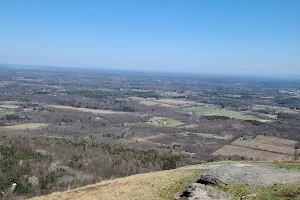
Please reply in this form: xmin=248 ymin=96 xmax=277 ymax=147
xmin=48 ymin=105 xmax=125 ymax=115
xmin=30 ymin=169 xmax=202 ymax=200
xmin=129 ymin=97 xmax=197 ymax=107
xmin=231 ymin=140 xmax=296 ymax=155
xmin=1 ymin=123 xmax=49 ymax=130
xmin=152 ymin=98 xmax=196 ymax=106
xmin=213 ymin=145 xmax=293 ymax=161
xmin=189 ymin=132 xmax=234 ymax=140
xmin=213 ymin=135 xmax=298 ymax=161
xmin=251 ymin=135 xmax=297 ymax=148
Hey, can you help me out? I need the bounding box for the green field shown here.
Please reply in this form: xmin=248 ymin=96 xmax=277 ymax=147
xmin=185 ymin=105 xmax=269 ymax=122
xmin=1 ymin=123 xmax=50 ymax=130
xmin=123 ymin=117 xmax=185 ymax=128
xmin=180 ymin=124 xmax=198 ymax=129
xmin=147 ymin=117 xmax=185 ymax=127
xmin=269 ymin=162 xmax=300 ymax=170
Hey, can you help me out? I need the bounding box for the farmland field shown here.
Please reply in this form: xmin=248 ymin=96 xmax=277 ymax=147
xmin=185 ymin=105 xmax=269 ymax=122
xmin=231 ymin=140 xmax=296 ymax=155
xmin=48 ymin=105 xmax=131 ymax=115
xmin=251 ymin=135 xmax=297 ymax=148
xmin=130 ymin=97 xmax=197 ymax=107
xmin=152 ymin=98 xmax=196 ymax=106
xmin=188 ymin=132 xmax=234 ymax=140
xmin=213 ymin=145 xmax=293 ymax=161
xmin=180 ymin=124 xmax=198 ymax=129
xmin=147 ymin=117 xmax=185 ymax=127
xmin=1 ymin=123 xmax=50 ymax=130
xmin=124 ymin=117 xmax=185 ymax=128
xmin=213 ymin=135 xmax=298 ymax=161
xmin=136 ymin=99 xmax=175 ymax=107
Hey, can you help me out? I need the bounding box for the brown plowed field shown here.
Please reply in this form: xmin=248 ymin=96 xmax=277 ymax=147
xmin=251 ymin=135 xmax=296 ymax=148
xmin=213 ymin=135 xmax=298 ymax=161
xmin=231 ymin=140 xmax=296 ymax=155
xmin=213 ymin=145 xmax=293 ymax=161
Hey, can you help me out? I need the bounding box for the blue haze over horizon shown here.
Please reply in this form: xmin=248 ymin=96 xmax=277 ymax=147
xmin=0 ymin=0 xmax=299 ymax=76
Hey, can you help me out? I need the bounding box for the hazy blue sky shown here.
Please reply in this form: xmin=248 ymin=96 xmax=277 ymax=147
xmin=0 ymin=0 xmax=299 ymax=75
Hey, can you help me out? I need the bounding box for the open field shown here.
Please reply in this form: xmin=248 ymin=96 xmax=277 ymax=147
xmin=152 ymin=98 xmax=196 ymax=106
xmin=124 ymin=117 xmax=185 ymax=128
xmin=147 ymin=117 xmax=185 ymax=127
xmin=30 ymin=169 xmax=202 ymax=200
xmin=231 ymin=135 xmax=297 ymax=155
xmin=47 ymin=105 xmax=130 ymax=115
xmin=1 ymin=123 xmax=50 ymax=130
xmin=213 ymin=135 xmax=298 ymax=161
xmin=161 ymin=91 xmax=197 ymax=98
xmin=130 ymin=97 xmax=197 ymax=107
xmin=125 ymin=134 xmax=167 ymax=146
xmin=188 ymin=132 xmax=234 ymax=140
xmin=251 ymin=135 xmax=297 ymax=148
xmin=231 ymin=140 xmax=296 ymax=155
xmin=213 ymin=145 xmax=293 ymax=161
xmin=180 ymin=124 xmax=198 ymax=129
xmin=185 ymin=105 xmax=270 ymax=122
xmin=131 ymin=97 xmax=175 ymax=107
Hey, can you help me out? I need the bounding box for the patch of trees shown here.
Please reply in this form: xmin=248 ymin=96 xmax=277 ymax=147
xmin=35 ymin=91 xmax=49 ymax=95
xmin=255 ymin=109 xmax=274 ymax=115
xmin=275 ymin=97 xmax=300 ymax=105
xmin=0 ymin=134 xmax=185 ymax=199
xmin=203 ymin=115 xmax=230 ymax=120
xmin=277 ymin=113 xmax=300 ymax=120
xmin=5 ymin=114 xmax=19 ymax=120
xmin=244 ymin=120 xmax=265 ymax=126
xmin=65 ymin=89 xmax=161 ymax=99
xmin=65 ymin=90 xmax=116 ymax=99
xmin=0 ymin=145 xmax=46 ymax=196
xmin=58 ymin=98 xmax=136 ymax=112
xmin=295 ymin=141 xmax=300 ymax=149
xmin=125 ymin=90 xmax=161 ymax=98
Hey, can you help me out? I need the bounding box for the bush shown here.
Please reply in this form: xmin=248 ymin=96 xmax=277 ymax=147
xmin=5 ymin=114 xmax=19 ymax=120
xmin=160 ymin=154 xmax=180 ymax=170
xmin=0 ymin=146 xmax=45 ymax=193
xmin=295 ymin=141 xmax=300 ymax=149
xmin=14 ymin=182 xmax=33 ymax=194
xmin=244 ymin=120 xmax=264 ymax=126
xmin=203 ymin=115 xmax=230 ymax=120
